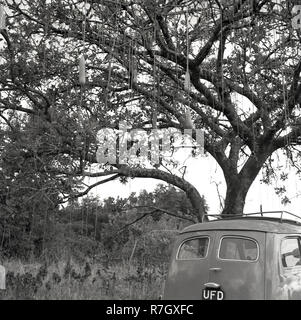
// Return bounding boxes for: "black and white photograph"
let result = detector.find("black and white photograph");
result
[0,0,301,302]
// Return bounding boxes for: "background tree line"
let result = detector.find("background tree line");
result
[0,183,207,261]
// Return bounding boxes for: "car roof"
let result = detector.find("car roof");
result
[180,217,301,234]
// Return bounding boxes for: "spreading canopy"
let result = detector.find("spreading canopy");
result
[1,0,301,220]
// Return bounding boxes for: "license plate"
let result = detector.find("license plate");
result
[202,288,225,300]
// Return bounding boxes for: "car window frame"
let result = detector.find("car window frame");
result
[176,236,210,261]
[217,235,260,262]
[280,236,301,271]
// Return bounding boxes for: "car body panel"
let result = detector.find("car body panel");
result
[163,231,212,300]
[207,231,265,300]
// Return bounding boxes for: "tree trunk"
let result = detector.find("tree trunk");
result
[222,176,252,216]
[221,152,270,217]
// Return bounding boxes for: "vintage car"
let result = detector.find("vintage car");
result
[163,211,301,300]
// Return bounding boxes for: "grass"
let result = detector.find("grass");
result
[0,258,167,300]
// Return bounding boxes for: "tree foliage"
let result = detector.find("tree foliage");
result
[0,0,301,221]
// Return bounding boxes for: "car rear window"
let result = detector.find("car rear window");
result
[281,237,301,268]
[219,237,258,261]
[177,237,209,260]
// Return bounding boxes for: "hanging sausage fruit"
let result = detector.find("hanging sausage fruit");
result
[0,4,6,30]
[184,68,191,91]
[182,108,194,129]
[79,55,86,85]
[184,12,191,91]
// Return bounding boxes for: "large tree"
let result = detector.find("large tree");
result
[1,0,301,221]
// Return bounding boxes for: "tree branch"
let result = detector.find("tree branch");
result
[68,174,121,200]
